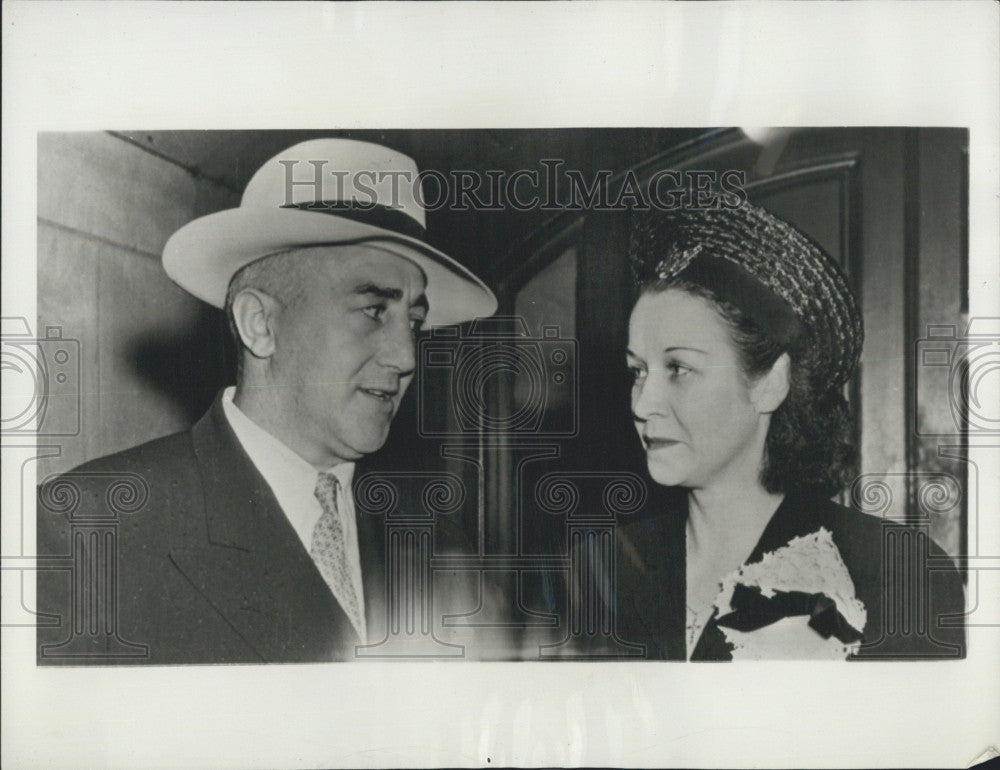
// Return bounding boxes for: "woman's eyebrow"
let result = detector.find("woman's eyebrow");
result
[627,346,707,359]
[663,346,707,355]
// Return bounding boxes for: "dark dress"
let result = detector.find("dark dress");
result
[596,488,966,660]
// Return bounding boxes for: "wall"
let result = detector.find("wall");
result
[36,132,239,480]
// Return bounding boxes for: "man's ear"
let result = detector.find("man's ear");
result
[750,352,791,414]
[231,288,281,360]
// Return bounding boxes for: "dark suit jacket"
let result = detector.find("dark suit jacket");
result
[596,488,966,660]
[36,393,471,664]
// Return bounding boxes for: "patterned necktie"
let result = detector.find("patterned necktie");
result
[311,472,364,642]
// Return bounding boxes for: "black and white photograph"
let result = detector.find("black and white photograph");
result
[3,2,998,768]
[28,126,972,665]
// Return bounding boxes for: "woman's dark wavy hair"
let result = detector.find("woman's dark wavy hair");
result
[640,278,858,498]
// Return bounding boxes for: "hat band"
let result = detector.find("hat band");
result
[281,201,426,241]
[670,253,803,348]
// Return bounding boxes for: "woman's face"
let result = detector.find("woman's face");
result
[628,288,770,491]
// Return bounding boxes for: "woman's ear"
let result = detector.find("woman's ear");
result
[751,352,791,414]
[231,288,281,360]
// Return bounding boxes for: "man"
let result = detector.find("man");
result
[36,138,497,663]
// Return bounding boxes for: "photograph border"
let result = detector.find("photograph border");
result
[3,2,998,768]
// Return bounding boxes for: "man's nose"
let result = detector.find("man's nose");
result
[377,318,417,375]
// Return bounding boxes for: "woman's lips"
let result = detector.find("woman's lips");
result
[643,436,681,450]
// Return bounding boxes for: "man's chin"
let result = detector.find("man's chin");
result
[330,408,398,460]
[341,431,391,460]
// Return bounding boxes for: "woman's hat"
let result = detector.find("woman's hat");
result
[162,138,497,327]
[629,201,863,389]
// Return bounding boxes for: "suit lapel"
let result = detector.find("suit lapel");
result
[168,395,358,661]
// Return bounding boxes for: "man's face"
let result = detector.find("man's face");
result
[269,244,428,467]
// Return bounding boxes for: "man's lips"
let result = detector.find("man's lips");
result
[359,386,399,402]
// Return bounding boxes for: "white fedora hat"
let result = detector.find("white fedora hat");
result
[162,138,497,327]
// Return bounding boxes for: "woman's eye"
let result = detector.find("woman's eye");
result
[666,362,691,377]
[628,365,646,381]
[363,305,386,322]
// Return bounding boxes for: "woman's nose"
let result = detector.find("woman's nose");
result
[632,369,668,421]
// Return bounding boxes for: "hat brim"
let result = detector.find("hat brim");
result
[162,208,497,327]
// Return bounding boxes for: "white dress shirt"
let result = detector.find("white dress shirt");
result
[221,387,366,641]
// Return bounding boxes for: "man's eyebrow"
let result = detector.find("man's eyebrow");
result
[353,283,428,312]
[353,283,403,301]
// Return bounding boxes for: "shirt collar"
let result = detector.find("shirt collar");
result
[220,386,355,490]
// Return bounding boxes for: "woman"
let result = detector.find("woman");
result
[597,201,965,660]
